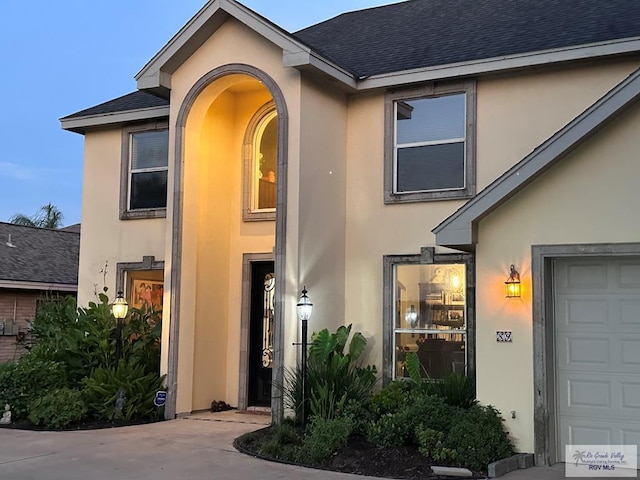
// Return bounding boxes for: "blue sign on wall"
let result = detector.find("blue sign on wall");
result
[154,391,167,407]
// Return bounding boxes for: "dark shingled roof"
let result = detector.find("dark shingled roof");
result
[294,0,640,78]
[0,222,80,286]
[61,91,169,120]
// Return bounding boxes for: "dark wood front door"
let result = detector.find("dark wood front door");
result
[248,261,275,407]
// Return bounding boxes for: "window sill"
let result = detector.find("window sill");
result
[120,208,167,220]
[384,188,474,204]
[242,210,276,222]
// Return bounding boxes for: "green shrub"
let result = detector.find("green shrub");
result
[340,398,375,435]
[257,423,302,460]
[366,409,413,447]
[301,416,353,464]
[443,405,514,471]
[369,380,413,416]
[0,356,67,419]
[408,393,459,435]
[82,360,165,421]
[415,426,457,464]
[28,388,87,429]
[423,373,476,409]
[279,324,377,424]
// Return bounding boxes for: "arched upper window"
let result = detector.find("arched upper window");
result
[244,102,278,221]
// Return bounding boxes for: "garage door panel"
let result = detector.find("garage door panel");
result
[618,263,640,287]
[555,257,640,462]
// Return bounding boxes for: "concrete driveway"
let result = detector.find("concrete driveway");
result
[0,411,622,480]
[0,412,377,480]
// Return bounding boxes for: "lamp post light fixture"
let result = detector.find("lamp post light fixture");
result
[296,286,313,427]
[111,291,129,362]
[505,265,521,298]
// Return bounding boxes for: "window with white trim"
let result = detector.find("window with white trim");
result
[384,81,476,203]
[120,123,169,220]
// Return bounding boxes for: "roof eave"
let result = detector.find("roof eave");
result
[357,36,640,90]
[0,280,78,292]
[60,106,170,134]
[433,65,640,249]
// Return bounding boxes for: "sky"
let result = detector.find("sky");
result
[0,0,398,227]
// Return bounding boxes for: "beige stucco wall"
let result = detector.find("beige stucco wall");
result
[78,129,166,306]
[298,76,348,334]
[167,17,302,414]
[344,59,640,372]
[474,100,640,453]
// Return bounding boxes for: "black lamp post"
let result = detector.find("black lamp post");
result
[111,291,129,363]
[296,286,313,427]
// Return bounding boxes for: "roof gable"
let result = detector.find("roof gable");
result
[135,0,356,96]
[0,222,80,288]
[433,66,640,250]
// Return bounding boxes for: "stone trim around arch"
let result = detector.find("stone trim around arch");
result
[167,64,289,421]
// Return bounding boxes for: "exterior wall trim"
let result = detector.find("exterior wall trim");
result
[168,63,288,421]
[382,248,475,386]
[383,80,477,204]
[115,255,165,293]
[531,242,640,466]
[434,66,640,249]
[238,252,274,410]
[119,120,170,221]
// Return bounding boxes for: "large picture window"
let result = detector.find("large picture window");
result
[384,81,476,203]
[120,122,169,220]
[383,252,474,384]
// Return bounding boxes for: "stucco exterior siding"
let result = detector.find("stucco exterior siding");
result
[476,59,640,191]
[168,18,300,413]
[78,129,166,306]
[474,100,640,453]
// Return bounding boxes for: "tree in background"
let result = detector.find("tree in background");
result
[10,202,64,229]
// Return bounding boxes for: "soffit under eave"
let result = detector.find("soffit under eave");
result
[433,66,640,249]
[134,0,356,96]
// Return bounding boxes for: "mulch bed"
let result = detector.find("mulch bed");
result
[236,427,486,480]
[0,417,163,432]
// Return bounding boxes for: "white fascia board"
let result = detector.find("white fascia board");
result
[358,37,640,90]
[60,106,170,134]
[0,280,77,292]
[433,65,640,248]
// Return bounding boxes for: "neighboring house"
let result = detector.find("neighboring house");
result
[60,0,640,465]
[0,222,80,362]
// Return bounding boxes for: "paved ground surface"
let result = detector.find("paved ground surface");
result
[0,411,630,479]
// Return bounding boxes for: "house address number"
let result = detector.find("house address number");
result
[496,331,513,342]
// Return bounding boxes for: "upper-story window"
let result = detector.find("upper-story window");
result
[243,102,277,222]
[384,81,476,204]
[120,122,169,220]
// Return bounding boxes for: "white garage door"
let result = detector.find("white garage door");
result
[555,257,640,462]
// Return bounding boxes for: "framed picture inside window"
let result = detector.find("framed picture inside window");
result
[131,279,163,311]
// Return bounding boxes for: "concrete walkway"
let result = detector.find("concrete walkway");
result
[0,412,629,479]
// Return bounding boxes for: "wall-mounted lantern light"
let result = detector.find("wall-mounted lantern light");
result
[505,265,521,298]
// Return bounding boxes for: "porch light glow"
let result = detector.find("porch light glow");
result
[505,265,521,298]
[296,287,313,321]
[112,291,129,319]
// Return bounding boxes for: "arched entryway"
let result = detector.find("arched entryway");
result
[166,65,288,418]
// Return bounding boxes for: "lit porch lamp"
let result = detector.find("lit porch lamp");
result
[505,265,521,298]
[296,287,313,427]
[111,291,129,362]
